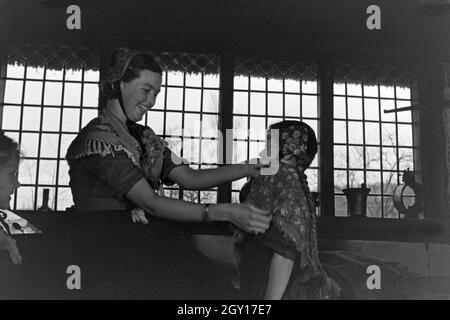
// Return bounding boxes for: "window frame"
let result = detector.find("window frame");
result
[230,56,320,203]
[331,66,417,219]
[0,43,100,211]
[0,43,426,221]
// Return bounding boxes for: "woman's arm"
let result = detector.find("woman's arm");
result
[264,252,294,300]
[126,178,272,234]
[168,163,264,190]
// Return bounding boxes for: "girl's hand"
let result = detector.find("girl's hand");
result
[0,229,22,265]
[131,207,149,224]
[225,203,272,234]
[244,158,271,178]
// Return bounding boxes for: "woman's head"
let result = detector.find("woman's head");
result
[0,132,20,209]
[101,48,163,122]
[267,120,317,171]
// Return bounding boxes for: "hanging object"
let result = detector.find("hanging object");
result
[393,169,425,219]
[343,183,371,217]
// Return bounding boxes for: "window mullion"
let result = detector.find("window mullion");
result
[217,51,235,204]
[317,54,335,216]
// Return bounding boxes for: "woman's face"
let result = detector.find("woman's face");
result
[120,70,162,122]
[0,155,20,209]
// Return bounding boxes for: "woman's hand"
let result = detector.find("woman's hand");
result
[244,158,271,178]
[224,203,272,234]
[0,229,22,265]
[131,207,149,224]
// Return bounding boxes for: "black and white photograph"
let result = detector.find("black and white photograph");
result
[1,0,450,303]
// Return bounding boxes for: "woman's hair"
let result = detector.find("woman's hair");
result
[0,131,20,167]
[269,120,318,162]
[101,48,163,99]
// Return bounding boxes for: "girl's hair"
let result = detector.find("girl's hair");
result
[269,120,318,161]
[119,53,162,82]
[0,131,20,167]
[101,48,163,99]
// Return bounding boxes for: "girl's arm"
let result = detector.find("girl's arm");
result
[126,178,272,234]
[0,229,22,265]
[264,252,294,300]
[168,162,265,190]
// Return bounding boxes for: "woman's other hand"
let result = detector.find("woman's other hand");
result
[0,229,22,265]
[225,203,272,234]
[131,207,149,224]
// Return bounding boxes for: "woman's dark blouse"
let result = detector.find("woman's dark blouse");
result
[68,147,181,211]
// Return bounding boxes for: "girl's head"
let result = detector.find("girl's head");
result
[0,132,20,209]
[101,48,163,122]
[267,120,317,172]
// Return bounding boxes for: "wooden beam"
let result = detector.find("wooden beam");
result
[217,51,235,204]
[414,59,449,216]
[317,53,335,216]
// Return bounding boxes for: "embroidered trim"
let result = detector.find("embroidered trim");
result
[69,138,140,167]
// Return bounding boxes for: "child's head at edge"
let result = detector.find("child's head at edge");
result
[0,131,20,209]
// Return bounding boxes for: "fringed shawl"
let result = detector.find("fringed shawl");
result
[66,109,169,189]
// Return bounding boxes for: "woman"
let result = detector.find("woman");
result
[235,125,434,300]
[0,132,22,266]
[236,121,340,300]
[64,48,272,299]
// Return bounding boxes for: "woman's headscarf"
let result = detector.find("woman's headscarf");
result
[100,48,142,99]
[269,120,317,173]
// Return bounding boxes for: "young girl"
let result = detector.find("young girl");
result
[236,120,340,300]
[0,132,22,265]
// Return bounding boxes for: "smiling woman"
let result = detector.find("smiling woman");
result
[61,47,272,298]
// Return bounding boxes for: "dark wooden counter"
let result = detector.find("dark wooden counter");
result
[12,211,450,244]
[2,210,450,299]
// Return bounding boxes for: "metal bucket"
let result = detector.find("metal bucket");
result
[342,187,371,217]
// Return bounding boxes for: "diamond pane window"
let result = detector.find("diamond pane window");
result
[333,63,416,218]
[137,52,221,203]
[1,44,100,211]
[232,58,319,203]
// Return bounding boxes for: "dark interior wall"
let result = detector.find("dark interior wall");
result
[1,0,450,62]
